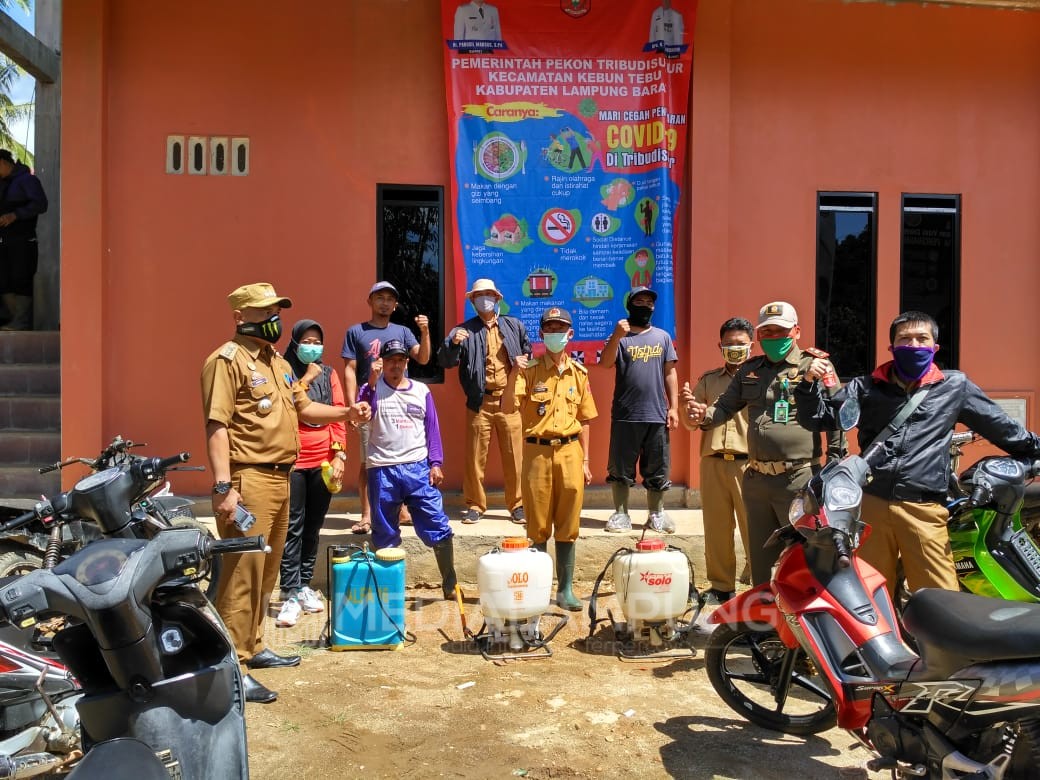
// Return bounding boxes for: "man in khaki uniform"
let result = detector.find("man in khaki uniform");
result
[686,317,754,604]
[684,302,843,586]
[201,282,369,704]
[502,307,597,612]
[438,278,531,525]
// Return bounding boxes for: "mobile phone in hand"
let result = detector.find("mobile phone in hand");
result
[233,504,256,532]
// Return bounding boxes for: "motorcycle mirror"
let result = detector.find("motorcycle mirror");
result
[837,396,860,431]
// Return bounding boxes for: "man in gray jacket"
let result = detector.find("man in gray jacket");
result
[438,279,531,524]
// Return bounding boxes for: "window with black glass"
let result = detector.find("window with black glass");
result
[816,192,877,378]
[900,194,960,370]
[377,185,444,383]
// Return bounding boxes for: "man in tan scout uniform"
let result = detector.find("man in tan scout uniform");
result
[201,282,370,704]
[686,317,754,605]
[502,306,597,612]
[438,278,531,525]
[684,301,843,587]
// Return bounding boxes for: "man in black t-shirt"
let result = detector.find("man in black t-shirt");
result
[599,287,679,533]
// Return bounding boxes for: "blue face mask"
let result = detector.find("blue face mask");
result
[891,345,935,382]
[543,333,570,354]
[297,344,324,364]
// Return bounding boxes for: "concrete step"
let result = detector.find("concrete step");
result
[0,332,59,365]
[0,466,60,499]
[0,431,60,464]
[0,364,60,396]
[0,396,61,431]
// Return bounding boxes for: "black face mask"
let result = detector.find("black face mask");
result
[626,303,654,327]
[237,314,283,343]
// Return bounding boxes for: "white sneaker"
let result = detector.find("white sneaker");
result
[276,597,302,627]
[298,586,324,614]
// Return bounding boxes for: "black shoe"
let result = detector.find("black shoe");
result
[242,674,278,704]
[704,589,736,607]
[245,648,301,669]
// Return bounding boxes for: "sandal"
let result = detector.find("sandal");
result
[351,520,371,535]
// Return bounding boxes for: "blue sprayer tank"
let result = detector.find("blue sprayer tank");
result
[329,546,406,651]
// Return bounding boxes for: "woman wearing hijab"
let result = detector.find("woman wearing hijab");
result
[276,319,348,628]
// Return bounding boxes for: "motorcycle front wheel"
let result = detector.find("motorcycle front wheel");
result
[705,622,836,736]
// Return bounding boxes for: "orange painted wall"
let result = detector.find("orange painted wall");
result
[60,0,1039,496]
[686,0,1040,475]
[59,0,688,497]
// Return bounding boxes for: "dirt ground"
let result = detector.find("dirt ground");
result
[244,583,883,780]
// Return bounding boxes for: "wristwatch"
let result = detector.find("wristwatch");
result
[213,481,233,495]
[334,451,348,462]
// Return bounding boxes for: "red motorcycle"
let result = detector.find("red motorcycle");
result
[705,400,1040,778]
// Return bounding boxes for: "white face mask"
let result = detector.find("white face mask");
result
[473,295,498,314]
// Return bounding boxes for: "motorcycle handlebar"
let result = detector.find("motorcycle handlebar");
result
[0,510,36,533]
[209,536,268,556]
[157,452,190,471]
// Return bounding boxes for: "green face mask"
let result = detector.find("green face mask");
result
[759,336,793,362]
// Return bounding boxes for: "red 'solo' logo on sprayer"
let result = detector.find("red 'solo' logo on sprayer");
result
[639,571,672,588]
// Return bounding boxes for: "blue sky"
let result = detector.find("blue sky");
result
[7,2,36,153]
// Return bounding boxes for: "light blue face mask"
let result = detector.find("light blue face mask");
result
[297,343,324,364]
[543,333,570,354]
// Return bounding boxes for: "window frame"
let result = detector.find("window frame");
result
[815,191,878,379]
[376,183,446,384]
[899,193,961,370]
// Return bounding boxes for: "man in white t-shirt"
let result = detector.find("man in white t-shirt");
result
[359,339,457,600]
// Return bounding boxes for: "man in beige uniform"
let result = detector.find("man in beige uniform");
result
[684,302,843,586]
[502,307,597,611]
[687,317,754,604]
[201,282,369,703]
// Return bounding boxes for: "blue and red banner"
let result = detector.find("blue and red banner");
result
[442,0,696,355]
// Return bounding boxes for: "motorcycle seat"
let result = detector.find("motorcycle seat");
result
[903,588,1040,679]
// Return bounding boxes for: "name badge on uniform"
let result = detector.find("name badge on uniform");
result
[773,399,789,424]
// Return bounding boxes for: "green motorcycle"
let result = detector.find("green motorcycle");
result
[947,432,1040,600]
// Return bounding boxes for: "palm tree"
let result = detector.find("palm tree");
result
[0,0,34,166]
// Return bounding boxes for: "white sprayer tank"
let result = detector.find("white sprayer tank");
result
[478,538,553,648]
[613,538,690,623]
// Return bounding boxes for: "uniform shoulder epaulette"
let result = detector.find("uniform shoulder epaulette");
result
[697,367,720,381]
[804,347,830,359]
[217,342,239,361]
[571,360,589,375]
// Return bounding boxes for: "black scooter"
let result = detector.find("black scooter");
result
[0,454,265,778]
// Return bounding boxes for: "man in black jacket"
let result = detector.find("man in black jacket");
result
[438,279,531,524]
[796,311,1040,596]
[0,150,47,331]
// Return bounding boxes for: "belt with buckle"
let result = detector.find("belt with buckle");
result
[483,388,504,397]
[241,462,295,473]
[748,458,811,475]
[525,434,580,447]
[709,452,748,461]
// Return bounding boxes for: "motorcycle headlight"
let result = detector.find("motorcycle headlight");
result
[824,472,862,512]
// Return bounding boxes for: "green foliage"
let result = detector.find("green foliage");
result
[0,0,35,166]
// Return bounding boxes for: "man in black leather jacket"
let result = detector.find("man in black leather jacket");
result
[438,279,531,525]
[796,311,1040,596]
